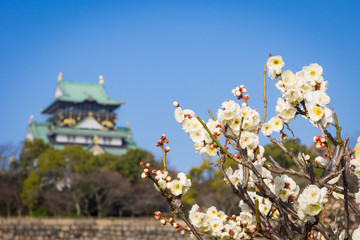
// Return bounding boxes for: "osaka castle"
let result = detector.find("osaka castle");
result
[25,73,136,156]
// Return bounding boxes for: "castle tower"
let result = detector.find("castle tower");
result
[25,75,136,155]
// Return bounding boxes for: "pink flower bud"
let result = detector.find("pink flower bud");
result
[241,88,247,93]
[152,169,157,174]
[141,172,148,178]
[181,229,186,235]
[320,137,326,143]
[313,136,320,142]
[172,101,179,107]
[164,139,169,143]
[160,219,166,225]
[166,176,172,182]
[154,176,160,181]
[243,94,249,100]
[145,163,151,168]
[265,227,270,231]
[224,146,229,150]
[169,217,174,223]
[234,153,240,158]
[316,142,322,148]
[161,134,166,139]
[235,90,241,97]
[144,168,149,173]
[139,161,144,166]
[165,147,170,152]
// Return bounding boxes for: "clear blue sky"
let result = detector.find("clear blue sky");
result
[0,1,359,172]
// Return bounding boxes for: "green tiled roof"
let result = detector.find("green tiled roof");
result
[27,122,52,143]
[56,80,123,105]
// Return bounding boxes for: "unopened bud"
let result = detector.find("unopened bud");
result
[235,90,241,97]
[139,161,144,166]
[169,217,174,223]
[243,94,249,100]
[313,136,320,142]
[160,219,166,225]
[320,137,326,143]
[241,88,247,93]
[164,139,169,143]
[141,172,148,178]
[316,142,322,148]
[265,227,270,231]
[161,134,166,139]
[166,176,172,182]
[224,146,229,150]
[231,215,236,219]
[282,134,288,140]
[305,155,310,161]
[152,169,157,174]
[181,229,186,235]
[234,153,240,158]
[173,101,179,107]
[165,147,170,152]
[145,163,150,168]
[290,193,296,199]
[144,168,149,173]
[154,176,160,181]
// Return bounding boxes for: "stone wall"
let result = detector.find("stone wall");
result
[0,217,189,240]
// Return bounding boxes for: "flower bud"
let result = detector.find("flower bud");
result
[161,134,166,139]
[165,147,170,152]
[243,94,249,100]
[141,172,148,178]
[139,161,144,166]
[169,217,174,223]
[320,137,326,143]
[181,229,186,235]
[144,168,149,173]
[313,136,320,142]
[224,146,229,150]
[234,153,240,158]
[145,163,151,168]
[282,134,288,140]
[173,101,179,107]
[316,142,322,148]
[166,176,172,182]
[265,227,270,231]
[235,90,241,97]
[160,219,166,226]
[241,88,247,93]
[152,169,157,174]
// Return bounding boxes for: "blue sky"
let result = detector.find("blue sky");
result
[0,1,359,172]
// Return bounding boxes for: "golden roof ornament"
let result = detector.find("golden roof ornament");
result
[58,72,63,82]
[94,135,98,145]
[29,115,34,124]
[99,75,104,85]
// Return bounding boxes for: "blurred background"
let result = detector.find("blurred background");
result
[0,0,359,227]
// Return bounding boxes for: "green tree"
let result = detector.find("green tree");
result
[21,171,40,215]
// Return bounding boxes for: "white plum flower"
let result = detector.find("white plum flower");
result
[307,104,324,122]
[353,225,360,239]
[240,131,259,149]
[169,179,184,196]
[269,116,283,132]
[217,100,241,122]
[303,63,323,82]
[174,107,185,123]
[267,56,285,72]
[281,70,296,89]
[315,156,329,166]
